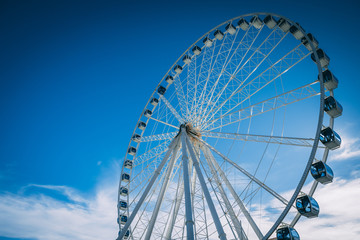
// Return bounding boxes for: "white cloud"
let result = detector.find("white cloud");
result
[0,158,359,240]
[295,177,360,239]
[330,133,360,161]
[0,162,120,240]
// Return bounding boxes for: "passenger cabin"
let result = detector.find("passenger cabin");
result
[289,23,305,40]
[192,45,201,55]
[150,98,159,106]
[301,33,319,51]
[124,230,130,239]
[118,215,128,225]
[118,200,128,210]
[119,187,128,196]
[278,18,291,32]
[118,230,130,239]
[166,75,174,84]
[174,65,183,74]
[320,127,341,150]
[311,49,330,68]
[144,109,152,118]
[324,96,343,118]
[250,16,263,29]
[158,86,167,95]
[311,161,334,184]
[203,37,213,47]
[225,23,236,35]
[276,226,300,240]
[138,121,146,130]
[264,15,277,29]
[318,69,338,91]
[214,29,224,40]
[132,134,141,143]
[296,195,320,218]
[124,160,133,169]
[128,146,136,156]
[182,55,191,64]
[122,173,130,182]
[238,18,249,31]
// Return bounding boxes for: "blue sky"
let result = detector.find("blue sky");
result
[1,0,360,239]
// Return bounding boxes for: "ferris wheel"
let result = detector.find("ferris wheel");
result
[116,13,342,240]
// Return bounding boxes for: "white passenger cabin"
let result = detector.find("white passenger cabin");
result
[132,134,141,143]
[144,109,152,118]
[324,96,343,118]
[150,98,159,106]
[174,65,183,74]
[138,121,146,130]
[158,86,166,95]
[318,70,338,90]
[238,18,249,31]
[203,37,213,47]
[264,15,277,29]
[182,55,191,64]
[278,18,291,32]
[225,23,236,35]
[290,23,305,40]
[165,75,174,84]
[320,127,341,150]
[311,49,330,68]
[192,45,201,55]
[122,173,130,182]
[214,29,224,40]
[119,187,128,196]
[128,146,136,156]
[301,33,319,51]
[124,160,133,169]
[250,16,263,29]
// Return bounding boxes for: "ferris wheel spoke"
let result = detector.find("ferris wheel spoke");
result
[149,116,179,130]
[133,140,170,168]
[184,131,227,240]
[204,81,319,131]
[203,42,310,125]
[194,24,263,124]
[159,95,184,124]
[198,137,289,207]
[201,144,249,240]
[118,137,180,240]
[163,168,185,240]
[200,27,287,122]
[192,40,219,123]
[201,131,321,148]
[140,132,178,143]
[131,159,178,239]
[193,29,242,123]
[172,75,189,120]
[201,144,263,239]
[144,144,180,239]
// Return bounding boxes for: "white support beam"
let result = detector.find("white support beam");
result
[184,134,227,240]
[180,128,195,240]
[201,144,264,239]
[159,95,184,124]
[163,171,185,240]
[117,137,179,240]
[201,131,321,148]
[201,144,248,240]
[144,144,180,239]
[198,137,289,206]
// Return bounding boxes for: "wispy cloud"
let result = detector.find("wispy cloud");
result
[331,133,360,161]
[0,162,120,240]
[295,177,360,239]
[0,159,359,240]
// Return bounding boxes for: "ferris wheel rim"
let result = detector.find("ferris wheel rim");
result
[116,12,334,240]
